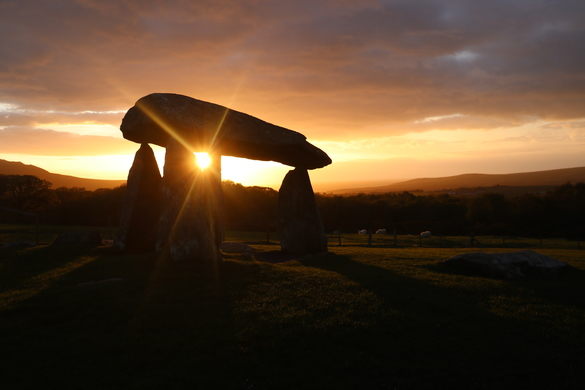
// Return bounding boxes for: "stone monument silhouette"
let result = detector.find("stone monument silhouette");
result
[115,93,331,264]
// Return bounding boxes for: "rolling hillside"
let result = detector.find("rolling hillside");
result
[3,158,585,194]
[332,166,585,194]
[0,159,125,190]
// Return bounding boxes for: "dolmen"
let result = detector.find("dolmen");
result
[115,93,330,265]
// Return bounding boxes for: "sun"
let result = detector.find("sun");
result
[194,152,212,170]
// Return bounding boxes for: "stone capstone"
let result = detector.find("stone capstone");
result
[443,250,569,279]
[114,143,162,252]
[120,93,332,169]
[278,168,327,255]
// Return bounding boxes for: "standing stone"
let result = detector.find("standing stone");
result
[209,152,224,247]
[157,139,221,265]
[278,168,327,254]
[115,143,161,252]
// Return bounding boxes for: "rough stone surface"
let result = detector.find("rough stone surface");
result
[157,140,222,265]
[114,144,162,252]
[443,250,569,279]
[209,153,224,247]
[120,93,331,169]
[278,168,327,255]
[52,231,102,247]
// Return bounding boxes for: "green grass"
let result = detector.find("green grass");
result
[1,239,585,388]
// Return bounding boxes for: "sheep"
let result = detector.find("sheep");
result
[358,229,368,234]
[375,228,387,234]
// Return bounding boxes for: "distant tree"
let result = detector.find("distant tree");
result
[0,175,56,212]
[2,172,583,241]
[222,181,278,231]
[466,193,508,234]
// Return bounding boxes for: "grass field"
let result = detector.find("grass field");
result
[1,235,585,389]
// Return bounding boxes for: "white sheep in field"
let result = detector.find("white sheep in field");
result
[358,229,368,234]
[420,231,432,238]
[375,228,387,234]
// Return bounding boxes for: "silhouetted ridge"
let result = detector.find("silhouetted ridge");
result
[0,159,125,190]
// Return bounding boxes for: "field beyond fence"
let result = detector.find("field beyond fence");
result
[1,224,583,250]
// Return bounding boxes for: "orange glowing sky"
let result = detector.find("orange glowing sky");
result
[1,0,584,191]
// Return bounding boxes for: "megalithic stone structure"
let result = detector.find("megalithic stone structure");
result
[278,168,327,254]
[115,143,162,252]
[119,93,332,263]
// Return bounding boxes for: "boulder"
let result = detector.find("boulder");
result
[443,250,569,279]
[52,231,102,247]
[114,144,162,252]
[278,168,327,254]
[157,140,221,264]
[120,93,331,169]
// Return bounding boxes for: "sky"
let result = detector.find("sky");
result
[1,0,584,191]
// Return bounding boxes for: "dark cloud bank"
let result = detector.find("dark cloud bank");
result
[1,0,584,138]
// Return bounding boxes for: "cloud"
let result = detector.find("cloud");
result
[0,0,583,140]
[0,105,123,128]
[0,127,135,155]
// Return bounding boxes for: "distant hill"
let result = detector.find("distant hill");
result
[331,167,585,195]
[0,159,125,190]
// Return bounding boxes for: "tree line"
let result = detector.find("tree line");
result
[1,174,583,240]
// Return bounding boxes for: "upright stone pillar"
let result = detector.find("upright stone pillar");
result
[209,153,224,247]
[115,143,161,252]
[157,139,221,265]
[278,168,327,254]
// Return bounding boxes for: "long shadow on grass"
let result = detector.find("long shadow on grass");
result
[428,260,585,311]
[524,269,585,310]
[0,245,95,291]
[300,252,491,331]
[0,247,265,388]
[298,251,585,388]
[3,247,585,389]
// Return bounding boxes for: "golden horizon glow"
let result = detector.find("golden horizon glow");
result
[33,122,120,137]
[221,156,288,187]
[3,114,585,191]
